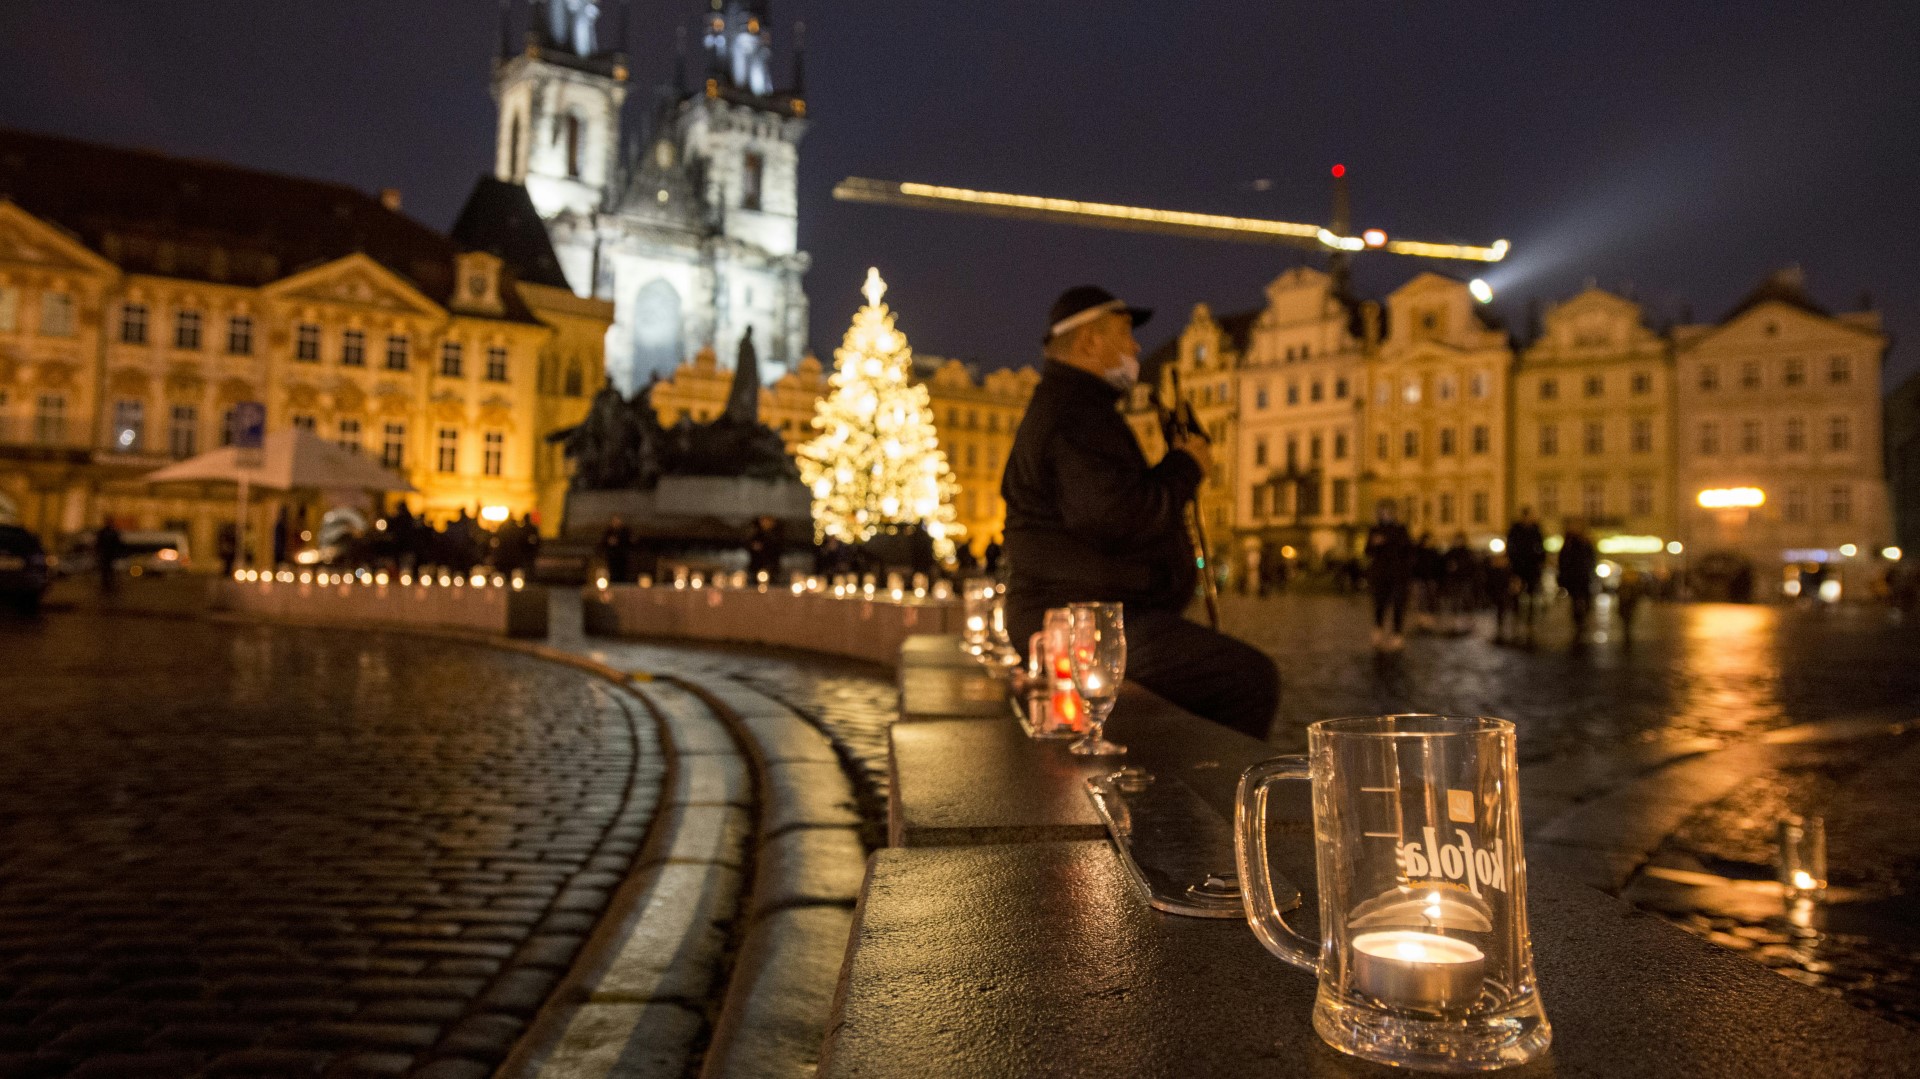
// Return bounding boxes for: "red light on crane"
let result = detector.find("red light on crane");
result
[1331,164,1346,178]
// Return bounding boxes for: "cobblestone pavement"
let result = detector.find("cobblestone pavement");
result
[0,605,660,1079]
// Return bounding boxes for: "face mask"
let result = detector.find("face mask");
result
[1105,350,1140,390]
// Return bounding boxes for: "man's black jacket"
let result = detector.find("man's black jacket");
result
[1000,361,1202,616]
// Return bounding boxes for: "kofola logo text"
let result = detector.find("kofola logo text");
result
[1395,827,1508,896]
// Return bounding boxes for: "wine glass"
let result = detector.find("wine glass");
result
[1067,602,1126,756]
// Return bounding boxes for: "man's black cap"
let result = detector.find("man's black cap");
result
[1044,285,1153,344]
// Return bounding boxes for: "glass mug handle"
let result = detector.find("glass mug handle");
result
[1233,755,1319,973]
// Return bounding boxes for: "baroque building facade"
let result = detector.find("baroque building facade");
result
[493,0,810,396]
[0,128,610,555]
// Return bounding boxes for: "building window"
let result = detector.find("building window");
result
[1698,421,1719,455]
[1309,434,1323,463]
[1740,420,1761,454]
[1253,437,1267,467]
[1581,478,1604,519]
[385,334,410,372]
[1539,377,1558,401]
[1403,379,1421,404]
[341,329,366,366]
[1285,438,1299,470]
[1740,362,1760,389]
[1784,418,1806,452]
[1335,378,1350,399]
[1439,428,1456,456]
[336,417,362,454]
[112,399,144,451]
[1784,358,1805,387]
[436,428,459,473]
[1539,424,1558,456]
[1828,356,1852,384]
[1471,490,1488,524]
[1334,432,1349,460]
[227,315,254,355]
[295,322,321,361]
[219,407,237,447]
[1254,385,1268,410]
[1539,480,1559,518]
[291,413,316,432]
[1698,364,1719,391]
[486,347,509,382]
[1468,372,1487,399]
[1631,418,1652,453]
[1583,374,1603,398]
[120,303,149,345]
[1631,371,1651,395]
[40,292,75,337]
[1402,430,1419,458]
[1439,493,1455,525]
[1630,478,1653,517]
[1332,479,1351,515]
[380,423,405,469]
[563,114,582,179]
[1376,433,1388,461]
[1252,486,1267,518]
[1471,424,1489,454]
[0,286,15,333]
[34,393,67,444]
[174,309,202,350]
[1828,416,1851,451]
[564,361,583,396]
[440,340,463,377]
[743,151,765,212]
[1830,485,1852,523]
[1785,487,1807,523]
[1583,421,1603,455]
[1437,376,1455,401]
[168,405,197,458]
[1310,381,1324,403]
[483,431,504,477]
[1287,383,1300,406]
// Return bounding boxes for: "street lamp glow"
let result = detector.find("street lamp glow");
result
[1885,546,1904,562]
[1838,544,1858,558]
[1697,487,1765,509]
[480,505,510,524]
[1667,541,1685,555]
[1489,537,1506,554]
[1469,278,1494,304]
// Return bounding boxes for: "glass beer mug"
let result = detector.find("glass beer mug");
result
[1234,715,1550,1072]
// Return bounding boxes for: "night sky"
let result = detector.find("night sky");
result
[2,2,1915,384]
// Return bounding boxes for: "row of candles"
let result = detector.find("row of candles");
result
[233,567,527,591]
[955,579,1094,740]
[597,567,957,604]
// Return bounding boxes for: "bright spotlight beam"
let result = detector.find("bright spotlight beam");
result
[834,178,1509,263]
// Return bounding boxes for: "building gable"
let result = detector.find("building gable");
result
[264,253,445,320]
[0,201,119,277]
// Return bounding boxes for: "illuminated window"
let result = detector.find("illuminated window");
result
[1828,356,1852,384]
[386,334,410,372]
[112,399,143,452]
[227,315,254,355]
[341,329,366,367]
[382,423,405,469]
[40,292,75,337]
[486,347,509,382]
[168,405,196,459]
[1539,424,1558,457]
[1403,379,1421,404]
[295,323,320,361]
[483,431,504,477]
[1539,377,1557,401]
[1471,424,1489,454]
[1631,418,1652,453]
[174,309,202,350]
[1784,418,1805,452]
[120,303,148,345]
[1828,416,1851,451]
[1583,421,1603,455]
[337,417,361,454]
[437,427,459,473]
[1740,420,1761,454]
[1830,485,1852,523]
[440,341,463,377]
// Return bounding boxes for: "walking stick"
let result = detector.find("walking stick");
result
[1157,370,1221,631]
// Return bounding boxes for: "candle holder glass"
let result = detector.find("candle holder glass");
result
[1234,715,1550,1072]
[1066,602,1126,756]
[1778,815,1827,903]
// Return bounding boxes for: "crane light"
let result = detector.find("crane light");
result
[1331,163,1346,178]
[1363,229,1387,247]
[1469,279,1494,304]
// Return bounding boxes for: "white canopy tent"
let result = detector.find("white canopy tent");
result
[146,429,415,566]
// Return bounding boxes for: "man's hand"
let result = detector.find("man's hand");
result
[1172,433,1213,475]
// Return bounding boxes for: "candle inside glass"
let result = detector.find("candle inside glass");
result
[1350,931,1485,1012]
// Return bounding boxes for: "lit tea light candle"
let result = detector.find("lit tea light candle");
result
[1351,931,1484,1012]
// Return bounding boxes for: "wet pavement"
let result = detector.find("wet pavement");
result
[0,599,659,1079]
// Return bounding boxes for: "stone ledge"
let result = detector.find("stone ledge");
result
[750,828,867,921]
[701,906,856,1079]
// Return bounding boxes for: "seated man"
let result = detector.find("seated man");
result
[1001,286,1279,741]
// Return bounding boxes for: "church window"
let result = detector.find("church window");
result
[508,115,523,177]
[437,428,459,473]
[174,309,202,350]
[295,323,320,361]
[382,423,406,469]
[563,114,583,180]
[486,347,509,382]
[743,152,764,212]
[341,329,366,367]
[120,303,148,345]
[40,291,74,337]
[440,341,463,378]
[386,334,410,372]
[564,361,583,397]
[483,431,504,477]
[227,316,254,355]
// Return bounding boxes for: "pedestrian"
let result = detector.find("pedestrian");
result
[1616,564,1648,642]
[1364,502,1415,651]
[1558,517,1598,638]
[519,513,542,577]
[954,541,979,579]
[1411,532,1444,632]
[95,517,123,595]
[271,506,291,568]
[747,515,784,581]
[600,514,634,584]
[217,523,238,577]
[1505,507,1547,639]
[983,535,1003,577]
[1442,531,1479,634]
[905,521,936,583]
[1001,285,1278,739]
[1485,550,1518,641]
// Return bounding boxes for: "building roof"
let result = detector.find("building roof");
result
[1722,265,1831,324]
[1141,306,1259,385]
[0,126,538,322]
[450,175,572,290]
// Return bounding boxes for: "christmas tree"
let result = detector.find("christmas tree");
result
[797,268,960,557]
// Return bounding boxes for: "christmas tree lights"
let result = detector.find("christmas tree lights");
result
[797,268,960,557]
